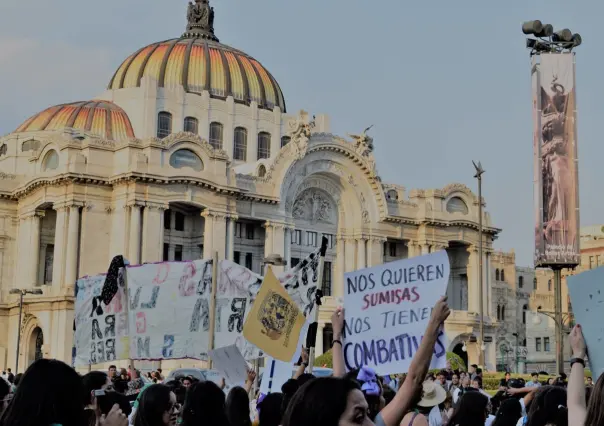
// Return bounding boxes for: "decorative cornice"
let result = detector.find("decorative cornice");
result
[201,208,228,220]
[145,201,169,211]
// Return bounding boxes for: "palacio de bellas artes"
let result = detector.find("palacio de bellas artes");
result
[0,0,570,374]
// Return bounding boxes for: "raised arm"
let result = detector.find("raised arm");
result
[568,324,587,426]
[378,296,451,426]
[331,307,346,377]
[244,369,257,394]
[293,347,309,379]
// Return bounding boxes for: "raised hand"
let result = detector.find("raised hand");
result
[569,324,586,359]
[430,296,451,325]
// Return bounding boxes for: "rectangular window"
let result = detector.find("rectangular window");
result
[590,256,594,269]
[175,212,185,231]
[598,255,601,267]
[291,230,302,245]
[389,243,397,257]
[291,258,300,267]
[307,231,318,247]
[44,244,54,284]
[535,338,542,352]
[246,224,255,240]
[164,210,171,230]
[234,251,241,265]
[322,261,333,296]
[544,337,550,352]
[163,243,169,261]
[174,245,183,261]
[245,253,253,270]
[235,222,243,238]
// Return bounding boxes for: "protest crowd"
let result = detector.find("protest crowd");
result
[0,294,599,426]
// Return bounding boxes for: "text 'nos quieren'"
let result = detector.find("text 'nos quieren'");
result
[347,263,446,296]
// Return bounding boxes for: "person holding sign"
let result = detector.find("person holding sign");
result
[327,296,450,426]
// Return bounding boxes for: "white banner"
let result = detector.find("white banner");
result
[343,251,450,376]
[127,260,213,360]
[74,274,129,366]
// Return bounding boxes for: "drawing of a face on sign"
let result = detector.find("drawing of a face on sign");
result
[259,291,295,342]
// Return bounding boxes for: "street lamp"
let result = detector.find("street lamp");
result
[472,161,486,366]
[512,332,520,373]
[9,288,43,373]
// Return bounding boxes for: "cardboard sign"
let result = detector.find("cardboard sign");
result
[208,345,250,386]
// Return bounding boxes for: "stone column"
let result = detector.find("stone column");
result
[64,205,81,286]
[368,237,385,267]
[466,245,480,314]
[128,204,142,265]
[316,323,325,356]
[110,201,128,259]
[420,242,430,255]
[264,221,286,274]
[52,205,68,287]
[263,222,274,255]
[284,226,292,268]
[202,210,227,260]
[431,243,448,253]
[405,240,419,258]
[335,235,346,297]
[28,211,44,287]
[226,215,237,261]
[357,238,367,270]
[142,203,167,263]
[345,238,356,272]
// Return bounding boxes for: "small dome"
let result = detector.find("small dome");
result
[108,1,286,112]
[15,100,135,141]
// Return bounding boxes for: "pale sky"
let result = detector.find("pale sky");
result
[1,0,601,267]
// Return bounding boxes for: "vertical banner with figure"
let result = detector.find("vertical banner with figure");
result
[74,274,129,366]
[533,52,580,267]
[343,251,450,376]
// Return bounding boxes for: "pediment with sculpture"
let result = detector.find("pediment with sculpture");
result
[292,188,337,225]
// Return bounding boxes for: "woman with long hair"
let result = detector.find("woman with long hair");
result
[282,377,374,426]
[226,386,252,426]
[133,384,179,426]
[0,358,126,426]
[257,393,284,426]
[181,380,229,426]
[491,398,522,426]
[525,386,567,426]
[448,391,489,426]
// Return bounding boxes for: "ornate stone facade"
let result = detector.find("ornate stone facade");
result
[0,2,503,372]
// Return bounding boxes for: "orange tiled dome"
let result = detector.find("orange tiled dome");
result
[14,100,135,141]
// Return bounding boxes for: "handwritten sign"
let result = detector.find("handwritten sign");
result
[567,267,604,378]
[208,345,250,386]
[343,251,450,375]
[127,260,213,360]
[74,274,128,366]
[260,357,295,395]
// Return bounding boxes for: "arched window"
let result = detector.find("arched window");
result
[501,305,506,321]
[496,269,500,281]
[209,122,223,150]
[157,112,172,138]
[522,304,528,324]
[22,139,41,152]
[169,149,203,172]
[233,127,247,161]
[548,279,552,291]
[281,136,291,148]
[522,338,526,346]
[0,144,7,156]
[446,197,469,214]
[387,190,398,201]
[497,305,501,320]
[257,132,271,160]
[42,150,59,171]
[184,116,199,134]
[258,165,267,178]
[533,277,537,290]
[501,269,505,281]
[519,276,524,288]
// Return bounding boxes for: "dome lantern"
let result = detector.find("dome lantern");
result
[183,0,219,42]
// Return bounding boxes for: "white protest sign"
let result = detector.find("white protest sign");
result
[567,267,604,378]
[343,251,450,376]
[127,260,213,360]
[208,345,250,386]
[74,274,128,366]
[260,357,295,395]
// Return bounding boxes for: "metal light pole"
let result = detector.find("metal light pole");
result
[512,332,520,373]
[473,161,486,366]
[537,305,573,373]
[9,288,43,373]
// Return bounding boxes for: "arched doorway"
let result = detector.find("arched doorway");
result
[27,327,43,366]
[452,342,468,370]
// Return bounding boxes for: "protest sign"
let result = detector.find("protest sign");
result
[243,267,306,362]
[260,357,295,395]
[567,267,604,378]
[127,260,213,360]
[208,345,250,386]
[74,274,128,366]
[343,251,450,376]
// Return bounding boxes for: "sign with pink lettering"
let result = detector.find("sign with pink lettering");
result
[343,251,450,375]
[127,260,213,360]
[74,274,129,366]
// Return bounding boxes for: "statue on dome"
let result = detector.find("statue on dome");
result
[186,0,216,37]
[287,111,316,160]
[348,125,374,157]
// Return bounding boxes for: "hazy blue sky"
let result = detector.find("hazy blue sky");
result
[0,0,601,267]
